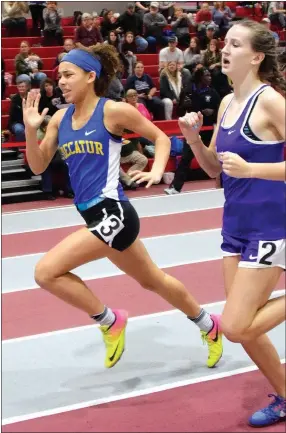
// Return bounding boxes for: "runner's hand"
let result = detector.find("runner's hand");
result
[23,91,49,130]
[129,170,161,188]
[178,111,203,144]
[220,151,252,178]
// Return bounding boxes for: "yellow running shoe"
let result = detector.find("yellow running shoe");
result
[201,314,223,368]
[100,309,128,368]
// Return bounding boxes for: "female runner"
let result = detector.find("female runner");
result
[23,44,223,371]
[178,19,285,428]
[220,151,286,181]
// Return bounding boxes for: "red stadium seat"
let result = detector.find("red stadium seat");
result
[1,100,11,115]
[2,115,9,129]
[2,46,63,58]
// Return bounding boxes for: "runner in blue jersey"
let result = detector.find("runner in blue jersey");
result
[178,19,285,428]
[23,44,223,371]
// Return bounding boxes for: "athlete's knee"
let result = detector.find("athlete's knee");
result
[220,319,247,343]
[34,260,56,289]
[139,269,166,292]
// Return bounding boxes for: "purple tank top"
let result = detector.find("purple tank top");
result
[216,84,285,241]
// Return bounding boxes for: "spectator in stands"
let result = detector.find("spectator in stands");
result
[212,2,233,37]
[195,2,215,34]
[160,61,189,119]
[100,10,119,39]
[183,37,202,71]
[135,1,151,17]
[159,2,176,22]
[121,32,137,76]
[2,1,29,36]
[118,3,148,53]
[261,17,280,44]
[38,77,66,117]
[204,38,231,97]
[106,66,125,101]
[170,7,192,47]
[29,1,45,35]
[54,39,75,67]
[125,89,155,157]
[2,58,6,100]
[15,41,47,87]
[159,36,184,71]
[267,1,286,28]
[8,80,30,142]
[165,68,220,195]
[125,88,152,119]
[203,39,221,70]
[120,137,148,190]
[103,30,121,50]
[93,14,102,31]
[143,1,168,53]
[199,23,218,50]
[74,12,103,48]
[42,1,64,46]
[125,61,165,120]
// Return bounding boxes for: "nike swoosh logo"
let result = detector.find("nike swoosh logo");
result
[249,255,258,260]
[212,325,219,342]
[228,130,235,135]
[85,129,96,136]
[109,342,120,362]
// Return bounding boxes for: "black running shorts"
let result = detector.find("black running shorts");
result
[78,198,140,251]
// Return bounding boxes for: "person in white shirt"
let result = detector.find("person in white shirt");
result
[159,35,184,71]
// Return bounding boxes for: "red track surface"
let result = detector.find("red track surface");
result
[3,370,284,433]
[2,208,223,257]
[3,191,285,432]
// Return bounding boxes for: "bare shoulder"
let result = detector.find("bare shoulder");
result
[104,100,131,114]
[50,107,69,128]
[259,85,285,108]
[220,92,233,111]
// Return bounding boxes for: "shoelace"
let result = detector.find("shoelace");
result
[259,394,286,419]
[201,332,214,346]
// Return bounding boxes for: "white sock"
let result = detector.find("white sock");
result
[91,306,116,327]
[188,309,214,333]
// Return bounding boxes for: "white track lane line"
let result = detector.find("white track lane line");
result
[4,290,285,343]
[2,360,285,426]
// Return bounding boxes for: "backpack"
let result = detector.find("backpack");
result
[170,136,183,156]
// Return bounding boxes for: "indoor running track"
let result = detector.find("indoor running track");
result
[2,187,285,433]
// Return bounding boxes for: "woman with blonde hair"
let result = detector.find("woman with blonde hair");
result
[159,61,189,119]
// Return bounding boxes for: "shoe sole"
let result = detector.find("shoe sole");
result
[248,417,286,428]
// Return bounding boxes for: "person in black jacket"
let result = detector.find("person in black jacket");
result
[100,10,118,40]
[118,3,148,52]
[165,67,221,195]
[38,77,67,117]
[8,80,30,142]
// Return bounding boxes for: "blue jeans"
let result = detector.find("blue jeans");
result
[11,123,25,142]
[16,72,47,86]
[135,36,148,53]
[145,35,169,53]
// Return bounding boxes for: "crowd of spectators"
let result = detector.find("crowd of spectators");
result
[2,1,285,198]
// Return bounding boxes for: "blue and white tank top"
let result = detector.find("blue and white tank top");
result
[58,98,127,205]
[216,84,285,241]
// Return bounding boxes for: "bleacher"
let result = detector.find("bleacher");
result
[2,7,285,204]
